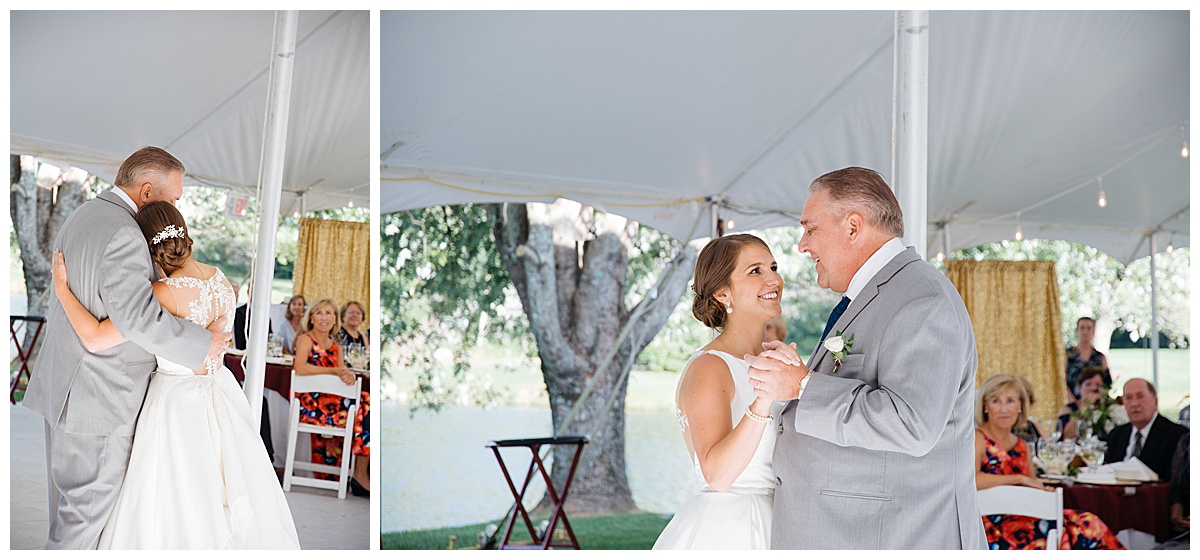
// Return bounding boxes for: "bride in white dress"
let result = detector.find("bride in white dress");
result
[52,201,300,549]
[654,234,790,550]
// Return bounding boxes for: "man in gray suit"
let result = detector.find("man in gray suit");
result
[747,167,986,549]
[23,146,232,549]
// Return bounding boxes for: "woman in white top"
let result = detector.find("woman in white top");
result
[654,233,792,549]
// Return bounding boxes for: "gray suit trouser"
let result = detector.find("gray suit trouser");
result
[43,420,133,550]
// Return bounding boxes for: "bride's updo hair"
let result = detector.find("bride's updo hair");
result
[691,234,770,330]
[135,201,193,276]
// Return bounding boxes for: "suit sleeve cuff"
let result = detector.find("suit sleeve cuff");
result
[797,371,814,400]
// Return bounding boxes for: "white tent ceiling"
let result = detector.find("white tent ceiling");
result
[381,10,1189,264]
[11,10,369,215]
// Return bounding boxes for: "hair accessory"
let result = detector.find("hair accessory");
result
[151,224,186,245]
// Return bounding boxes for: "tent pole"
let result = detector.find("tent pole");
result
[245,10,299,425]
[1149,232,1159,387]
[892,10,929,258]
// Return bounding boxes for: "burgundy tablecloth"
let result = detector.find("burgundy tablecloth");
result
[1062,482,1171,542]
[223,354,370,398]
[223,354,294,396]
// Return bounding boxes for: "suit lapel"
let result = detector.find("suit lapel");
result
[807,247,923,372]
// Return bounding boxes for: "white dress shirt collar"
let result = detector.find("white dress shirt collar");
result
[844,237,906,301]
[1126,412,1158,460]
[112,187,138,213]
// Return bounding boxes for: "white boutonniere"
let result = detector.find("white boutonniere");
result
[823,331,855,372]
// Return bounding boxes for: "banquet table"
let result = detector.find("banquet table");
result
[1061,482,1172,543]
[223,353,295,396]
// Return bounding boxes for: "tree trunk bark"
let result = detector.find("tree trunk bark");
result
[10,156,90,352]
[488,201,697,514]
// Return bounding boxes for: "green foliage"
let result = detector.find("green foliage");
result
[381,513,671,550]
[381,203,690,411]
[380,204,517,411]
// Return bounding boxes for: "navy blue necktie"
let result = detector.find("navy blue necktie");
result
[821,296,851,340]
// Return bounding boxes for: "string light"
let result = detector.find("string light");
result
[725,219,735,230]
[293,211,300,219]
[1096,176,1107,208]
[1181,124,1189,159]
[935,251,945,262]
[348,198,355,208]
[1166,238,1175,253]
[1014,212,1023,241]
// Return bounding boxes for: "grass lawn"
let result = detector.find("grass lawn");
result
[1106,348,1191,420]
[382,513,671,550]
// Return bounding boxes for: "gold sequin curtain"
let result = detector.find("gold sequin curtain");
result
[293,218,370,316]
[945,260,1065,421]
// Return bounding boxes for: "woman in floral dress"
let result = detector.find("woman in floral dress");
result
[975,374,1124,550]
[293,297,371,497]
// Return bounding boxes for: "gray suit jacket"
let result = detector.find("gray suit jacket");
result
[23,190,210,436]
[772,247,987,549]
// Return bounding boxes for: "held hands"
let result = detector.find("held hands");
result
[335,367,356,385]
[745,340,808,401]
[1017,475,1048,490]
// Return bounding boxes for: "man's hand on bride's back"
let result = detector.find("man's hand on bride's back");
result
[52,249,71,294]
[205,325,232,360]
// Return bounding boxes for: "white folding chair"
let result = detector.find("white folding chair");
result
[282,371,362,499]
[977,486,1064,550]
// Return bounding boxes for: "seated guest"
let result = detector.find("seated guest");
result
[763,315,787,344]
[293,297,370,497]
[1057,366,1107,440]
[1103,378,1188,481]
[1065,317,1111,404]
[335,300,369,350]
[1170,432,1190,536]
[975,374,1124,550]
[278,294,306,354]
[1012,375,1042,444]
[232,284,273,351]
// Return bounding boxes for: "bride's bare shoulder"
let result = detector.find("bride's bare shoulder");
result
[679,352,734,396]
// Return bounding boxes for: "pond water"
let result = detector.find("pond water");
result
[381,402,697,533]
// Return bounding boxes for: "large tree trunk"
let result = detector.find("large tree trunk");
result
[10,155,90,350]
[489,200,698,514]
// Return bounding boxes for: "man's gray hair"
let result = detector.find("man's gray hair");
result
[113,146,185,192]
[809,166,904,237]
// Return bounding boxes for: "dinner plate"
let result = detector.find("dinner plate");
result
[1077,478,1141,486]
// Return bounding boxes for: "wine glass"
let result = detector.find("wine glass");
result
[1035,439,1058,474]
[1076,419,1093,441]
[1080,441,1106,474]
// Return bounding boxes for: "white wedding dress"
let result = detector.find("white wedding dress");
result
[653,350,784,550]
[98,268,301,549]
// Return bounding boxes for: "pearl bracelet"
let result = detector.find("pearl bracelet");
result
[744,407,773,424]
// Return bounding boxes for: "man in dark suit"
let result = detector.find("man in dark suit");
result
[232,284,271,350]
[1105,378,1188,481]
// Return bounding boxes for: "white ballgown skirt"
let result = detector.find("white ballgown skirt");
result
[98,361,301,549]
[653,487,774,549]
[653,349,780,550]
